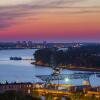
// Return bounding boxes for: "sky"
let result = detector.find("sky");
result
[0,0,100,42]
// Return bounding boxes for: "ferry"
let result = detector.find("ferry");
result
[10,57,22,60]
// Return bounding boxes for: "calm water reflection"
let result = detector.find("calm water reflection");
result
[0,49,100,86]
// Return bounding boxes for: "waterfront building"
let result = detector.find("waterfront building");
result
[0,83,33,95]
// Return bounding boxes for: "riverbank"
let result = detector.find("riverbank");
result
[0,48,38,50]
[32,61,100,72]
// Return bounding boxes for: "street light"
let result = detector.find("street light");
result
[64,78,70,82]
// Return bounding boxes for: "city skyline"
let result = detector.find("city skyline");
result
[0,0,100,42]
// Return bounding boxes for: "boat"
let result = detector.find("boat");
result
[10,57,22,60]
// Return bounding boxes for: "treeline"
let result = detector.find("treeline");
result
[0,91,41,100]
[34,44,100,68]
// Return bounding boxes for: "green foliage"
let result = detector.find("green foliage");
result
[34,48,53,65]
[0,91,41,100]
[45,94,54,100]
[45,94,62,100]
[67,93,100,100]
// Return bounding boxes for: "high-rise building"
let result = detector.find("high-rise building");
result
[28,41,33,47]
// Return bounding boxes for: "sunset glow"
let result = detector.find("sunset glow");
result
[0,0,100,42]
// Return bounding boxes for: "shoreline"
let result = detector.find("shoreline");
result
[32,62,100,72]
[0,48,38,50]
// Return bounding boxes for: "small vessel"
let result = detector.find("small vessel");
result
[10,57,22,60]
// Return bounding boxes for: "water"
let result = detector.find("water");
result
[0,49,100,86]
